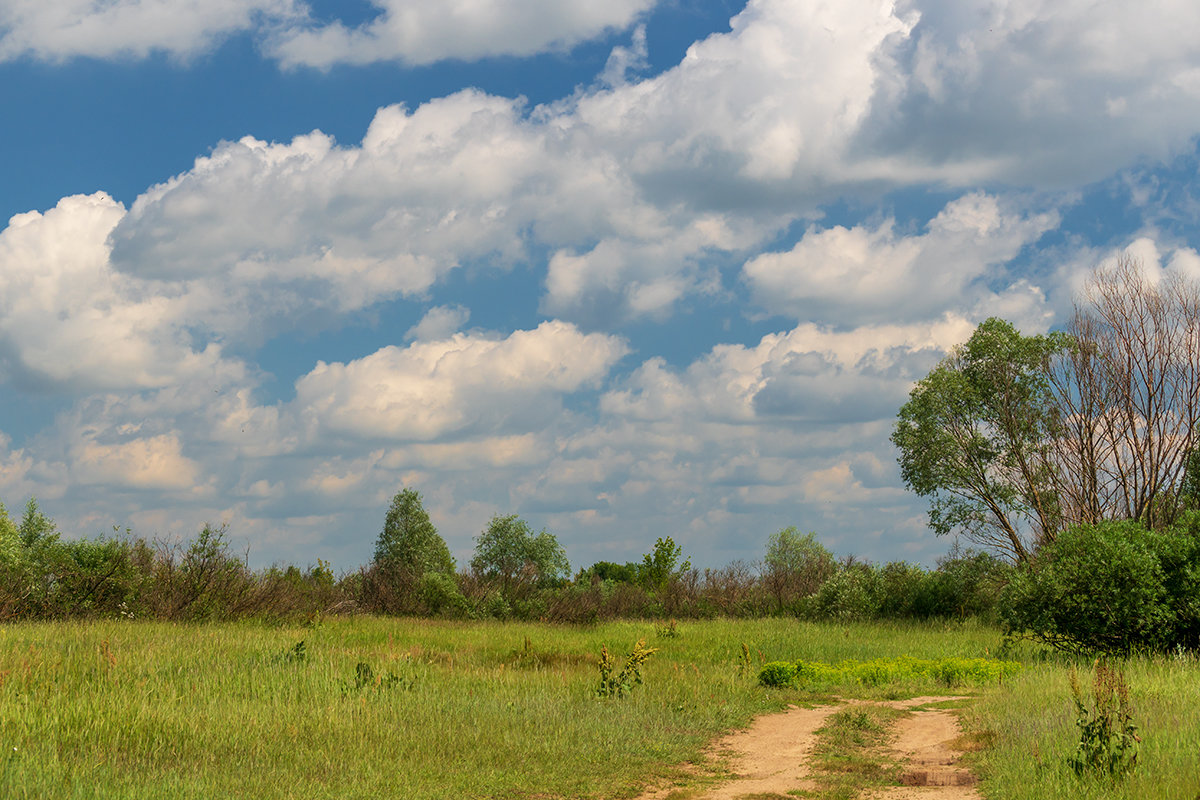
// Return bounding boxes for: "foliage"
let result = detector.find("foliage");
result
[1068,663,1139,779]
[470,514,569,598]
[595,638,657,698]
[762,527,835,612]
[366,488,456,614]
[373,488,455,577]
[892,317,1070,562]
[418,571,470,618]
[637,536,691,590]
[1001,518,1200,654]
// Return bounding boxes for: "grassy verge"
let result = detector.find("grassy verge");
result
[800,704,908,800]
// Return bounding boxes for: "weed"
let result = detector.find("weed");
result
[341,661,413,695]
[657,619,680,639]
[737,642,752,677]
[282,640,307,664]
[1067,662,1139,779]
[758,655,1019,689]
[596,638,657,698]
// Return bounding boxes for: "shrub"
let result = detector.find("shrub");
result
[418,571,470,618]
[1002,519,1200,654]
[758,661,798,688]
[814,562,881,620]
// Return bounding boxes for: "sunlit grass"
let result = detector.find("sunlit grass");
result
[2,617,1196,799]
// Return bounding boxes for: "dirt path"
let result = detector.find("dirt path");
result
[869,697,981,800]
[633,696,981,800]
[633,703,842,799]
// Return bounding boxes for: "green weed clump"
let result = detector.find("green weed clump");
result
[596,638,657,698]
[759,655,1020,689]
[1068,662,1139,779]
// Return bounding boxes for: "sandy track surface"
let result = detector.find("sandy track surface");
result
[633,696,981,800]
[869,697,981,800]
[633,703,842,799]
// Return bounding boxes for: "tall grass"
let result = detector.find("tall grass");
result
[0,617,1001,799]
[2,618,1196,799]
[964,653,1200,800]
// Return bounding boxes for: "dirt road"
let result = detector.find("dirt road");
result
[633,696,981,800]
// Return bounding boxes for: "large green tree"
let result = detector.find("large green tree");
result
[373,488,455,578]
[470,514,569,597]
[891,318,1070,562]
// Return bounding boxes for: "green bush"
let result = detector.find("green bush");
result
[418,571,470,618]
[758,661,798,688]
[1002,519,1200,654]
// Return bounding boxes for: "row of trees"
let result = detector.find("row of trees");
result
[894,257,1200,653]
[0,489,1009,624]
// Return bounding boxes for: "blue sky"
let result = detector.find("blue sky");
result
[2,0,1200,573]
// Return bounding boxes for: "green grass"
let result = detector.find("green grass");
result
[800,705,907,800]
[0,617,998,799]
[963,652,1200,800]
[1,617,1197,799]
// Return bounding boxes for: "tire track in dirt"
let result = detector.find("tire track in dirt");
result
[633,696,981,800]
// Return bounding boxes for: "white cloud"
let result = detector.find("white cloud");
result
[0,193,228,391]
[743,193,1059,325]
[405,305,470,341]
[293,320,628,441]
[0,0,302,62]
[73,433,201,491]
[268,0,656,68]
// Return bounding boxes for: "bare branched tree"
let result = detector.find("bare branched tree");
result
[1050,255,1200,530]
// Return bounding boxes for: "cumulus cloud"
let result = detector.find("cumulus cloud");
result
[405,305,470,341]
[0,193,228,391]
[742,193,1059,325]
[268,0,656,68]
[293,320,629,441]
[855,0,1200,185]
[0,0,302,62]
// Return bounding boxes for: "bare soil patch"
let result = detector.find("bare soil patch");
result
[632,703,841,800]
[632,696,982,800]
[868,697,981,800]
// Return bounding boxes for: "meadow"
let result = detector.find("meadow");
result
[1,617,1196,799]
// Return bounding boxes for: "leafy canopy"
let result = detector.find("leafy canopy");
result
[373,488,455,577]
[470,514,569,594]
[891,318,1070,562]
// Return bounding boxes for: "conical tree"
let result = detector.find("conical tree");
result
[374,488,455,578]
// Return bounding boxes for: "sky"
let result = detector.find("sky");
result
[2,0,1200,573]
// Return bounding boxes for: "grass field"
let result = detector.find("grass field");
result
[0,617,1195,799]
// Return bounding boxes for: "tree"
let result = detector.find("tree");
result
[762,527,835,612]
[637,536,691,590]
[374,489,455,577]
[470,514,569,597]
[1049,255,1200,530]
[892,318,1070,562]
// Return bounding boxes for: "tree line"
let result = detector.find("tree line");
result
[0,490,1008,626]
